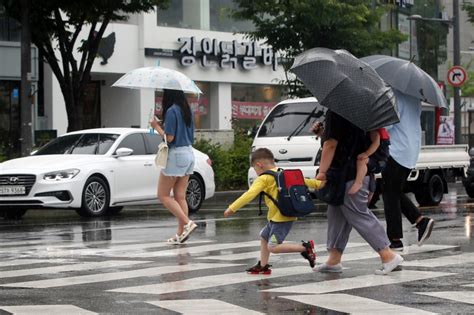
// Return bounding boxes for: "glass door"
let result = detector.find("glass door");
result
[0,80,21,159]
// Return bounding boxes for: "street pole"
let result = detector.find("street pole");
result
[453,0,461,144]
[20,0,32,156]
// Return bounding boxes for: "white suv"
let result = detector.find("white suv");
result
[248,97,326,185]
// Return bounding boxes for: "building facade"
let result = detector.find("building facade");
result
[42,1,286,138]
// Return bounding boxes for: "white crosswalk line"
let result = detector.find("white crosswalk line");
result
[0,239,137,253]
[416,291,474,305]
[1,263,240,288]
[28,239,214,258]
[288,244,457,264]
[0,259,77,268]
[197,242,368,261]
[0,305,97,315]
[110,240,261,258]
[403,252,474,267]
[263,270,454,294]
[109,266,312,295]
[281,294,435,314]
[4,240,214,257]
[0,260,150,279]
[147,299,265,314]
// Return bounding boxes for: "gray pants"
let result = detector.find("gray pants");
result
[327,176,390,253]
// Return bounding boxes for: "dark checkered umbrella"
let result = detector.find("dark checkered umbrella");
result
[291,48,399,131]
[361,55,447,108]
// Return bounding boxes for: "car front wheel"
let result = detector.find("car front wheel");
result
[76,176,110,217]
[187,174,205,213]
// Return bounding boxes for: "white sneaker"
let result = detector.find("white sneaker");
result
[179,220,197,243]
[375,254,404,275]
[166,234,180,245]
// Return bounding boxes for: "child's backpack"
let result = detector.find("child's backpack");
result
[258,169,315,217]
[369,128,390,173]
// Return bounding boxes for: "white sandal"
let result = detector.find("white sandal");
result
[166,234,180,245]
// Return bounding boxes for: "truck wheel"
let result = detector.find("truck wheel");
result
[464,176,474,198]
[415,174,445,206]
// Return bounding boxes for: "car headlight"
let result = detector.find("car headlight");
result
[44,169,80,181]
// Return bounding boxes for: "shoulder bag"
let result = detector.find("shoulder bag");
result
[155,135,168,168]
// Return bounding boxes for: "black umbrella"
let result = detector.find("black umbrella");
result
[291,48,399,131]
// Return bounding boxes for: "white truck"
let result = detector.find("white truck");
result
[248,97,471,207]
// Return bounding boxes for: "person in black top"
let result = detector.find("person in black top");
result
[314,111,403,275]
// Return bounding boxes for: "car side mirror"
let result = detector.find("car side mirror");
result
[115,147,133,157]
[469,147,474,157]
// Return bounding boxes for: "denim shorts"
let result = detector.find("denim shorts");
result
[162,145,195,177]
[260,221,294,246]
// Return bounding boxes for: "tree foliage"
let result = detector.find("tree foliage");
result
[463,1,474,23]
[232,0,406,96]
[1,0,169,131]
[410,0,448,79]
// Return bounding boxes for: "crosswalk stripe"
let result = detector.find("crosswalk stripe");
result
[403,252,474,267]
[263,270,454,294]
[1,263,240,289]
[110,240,261,258]
[147,299,265,314]
[2,239,214,257]
[287,244,457,264]
[196,242,368,261]
[0,239,138,252]
[27,240,214,258]
[0,259,77,268]
[280,294,435,314]
[109,266,313,295]
[416,291,474,305]
[0,260,150,280]
[0,305,97,315]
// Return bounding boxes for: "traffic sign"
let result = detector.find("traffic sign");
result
[447,66,468,87]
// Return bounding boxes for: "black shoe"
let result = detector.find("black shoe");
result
[389,240,404,251]
[416,217,434,246]
[301,240,316,268]
[246,261,272,274]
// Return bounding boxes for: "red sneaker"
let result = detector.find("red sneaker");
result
[301,240,316,268]
[245,261,272,275]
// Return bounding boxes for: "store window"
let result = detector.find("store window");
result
[0,81,21,159]
[157,0,200,29]
[154,82,210,129]
[210,0,254,32]
[0,6,20,41]
[156,0,254,32]
[231,84,283,132]
[421,105,435,145]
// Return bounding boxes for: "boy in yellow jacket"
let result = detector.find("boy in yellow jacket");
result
[224,148,324,274]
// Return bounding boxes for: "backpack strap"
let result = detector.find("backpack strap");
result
[257,169,280,216]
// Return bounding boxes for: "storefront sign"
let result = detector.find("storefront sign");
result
[232,101,276,120]
[155,96,209,116]
[436,116,455,145]
[146,37,279,71]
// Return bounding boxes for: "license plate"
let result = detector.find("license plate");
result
[0,186,26,195]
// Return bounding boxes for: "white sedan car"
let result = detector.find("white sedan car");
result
[0,128,215,218]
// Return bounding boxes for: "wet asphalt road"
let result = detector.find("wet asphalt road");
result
[0,183,473,314]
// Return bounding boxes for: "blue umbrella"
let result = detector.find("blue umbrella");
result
[361,55,447,108]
